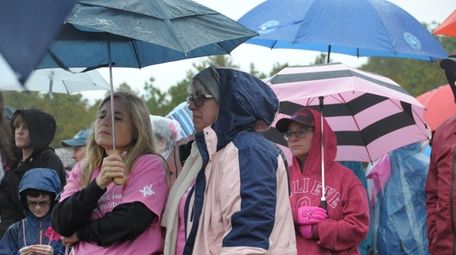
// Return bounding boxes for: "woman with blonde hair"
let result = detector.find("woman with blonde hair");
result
[52,92,168,255]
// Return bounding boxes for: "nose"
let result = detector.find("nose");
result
[72,150,78,160]
[15,125,24,133]
[187,101,197,111]
[100,114,112,126]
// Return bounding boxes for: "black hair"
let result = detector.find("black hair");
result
[24,189,54,200]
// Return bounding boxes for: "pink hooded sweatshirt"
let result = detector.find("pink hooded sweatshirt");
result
[288,108,369,254]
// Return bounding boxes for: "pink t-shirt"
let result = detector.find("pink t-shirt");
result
[61,154,168,255]
[175,185,193,255]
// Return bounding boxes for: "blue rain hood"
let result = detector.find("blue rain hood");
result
[211,68,279,150]
[18,168,62,210]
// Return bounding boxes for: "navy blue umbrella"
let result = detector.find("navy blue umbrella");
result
[0,0,77,84]
[238,0,447,62]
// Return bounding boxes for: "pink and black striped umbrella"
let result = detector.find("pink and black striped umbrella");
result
[265,63,429,162]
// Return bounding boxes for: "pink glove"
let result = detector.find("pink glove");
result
[299,224,313,239]
[297,206,328,225]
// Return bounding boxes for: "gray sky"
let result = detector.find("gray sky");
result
[85,0,456,102]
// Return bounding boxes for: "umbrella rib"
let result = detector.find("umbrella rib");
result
[387,98,430,141]
[155,0,187,53]
[130,40,142,68]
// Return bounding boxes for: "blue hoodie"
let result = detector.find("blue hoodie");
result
[0,168,64,255]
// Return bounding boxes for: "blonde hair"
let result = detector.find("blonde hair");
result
[82,92,158,187]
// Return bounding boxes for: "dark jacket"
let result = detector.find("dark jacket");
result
[426,115,456,255]
[0,168,64,255]
[0,109,65,236]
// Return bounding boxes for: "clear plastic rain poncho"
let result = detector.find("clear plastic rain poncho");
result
[367,142,430,255]
[150,115,182,160]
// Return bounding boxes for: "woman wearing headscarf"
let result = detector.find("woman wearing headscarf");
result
[162,66,296,255]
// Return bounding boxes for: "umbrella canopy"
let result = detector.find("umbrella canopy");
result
[0,0,77,84]
[36,0,256,151]
[38,0,257,69]
[165,101,194,140]
[238,0,447,62]
[417,84,456,131]
[1,68,109,95]
[265,63,429,162]
[433,9,456,37]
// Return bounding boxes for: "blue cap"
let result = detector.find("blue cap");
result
[61,128,90,147]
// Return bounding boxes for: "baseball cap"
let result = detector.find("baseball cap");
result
[61,128,90,147]
[276,108,314,133]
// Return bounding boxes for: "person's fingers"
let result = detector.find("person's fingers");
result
[120,150,128,159]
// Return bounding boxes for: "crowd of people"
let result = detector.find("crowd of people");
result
[0,61,454,255]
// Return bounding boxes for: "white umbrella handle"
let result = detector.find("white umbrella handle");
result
[319,96,326,209]
[108,40,117,151]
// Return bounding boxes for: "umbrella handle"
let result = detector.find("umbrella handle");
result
[319,96,326,209]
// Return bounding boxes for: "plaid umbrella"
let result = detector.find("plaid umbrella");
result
[265,63,429,162]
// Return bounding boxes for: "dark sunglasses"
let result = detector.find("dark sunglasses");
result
[186,93,214,108]
[284,127,314,141]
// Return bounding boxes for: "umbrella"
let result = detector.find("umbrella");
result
[1,68,109,96]
[238,0,447,62]
[433,9,456,37]
[264,63,429,163]
[38,0,257,70]
[0,0,77,84]
[37,0,256,151]
[417,84,456,131]
[165,101,194,140]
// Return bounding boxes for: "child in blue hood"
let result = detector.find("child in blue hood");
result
[0,168,64,255]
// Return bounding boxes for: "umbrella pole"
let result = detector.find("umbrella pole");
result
[108,40,117,151]
[319,96,326,209]
[326,46,331,63]
[48,71,54,98]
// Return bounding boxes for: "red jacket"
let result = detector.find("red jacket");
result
[288,109,369,254]
[426,115,456,255]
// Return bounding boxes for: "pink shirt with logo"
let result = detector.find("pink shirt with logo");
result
[61,154,168,255]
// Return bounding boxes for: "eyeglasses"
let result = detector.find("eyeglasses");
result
[27,200,51,208]
[186,93,214,108]
[284,127,314,141]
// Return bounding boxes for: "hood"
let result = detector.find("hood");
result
[294,108,338,174]
[18,168,62,215]
[13,109,56,153]
[211,68,279,150]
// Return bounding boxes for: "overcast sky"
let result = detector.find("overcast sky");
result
[85,0,456,102]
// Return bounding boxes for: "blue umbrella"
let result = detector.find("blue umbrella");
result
[38,0,257,69]
[0,0,77,84]
[238,0,447,62]
[166,101,194,139]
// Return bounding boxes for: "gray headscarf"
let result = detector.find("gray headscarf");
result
[191,66,221,103]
